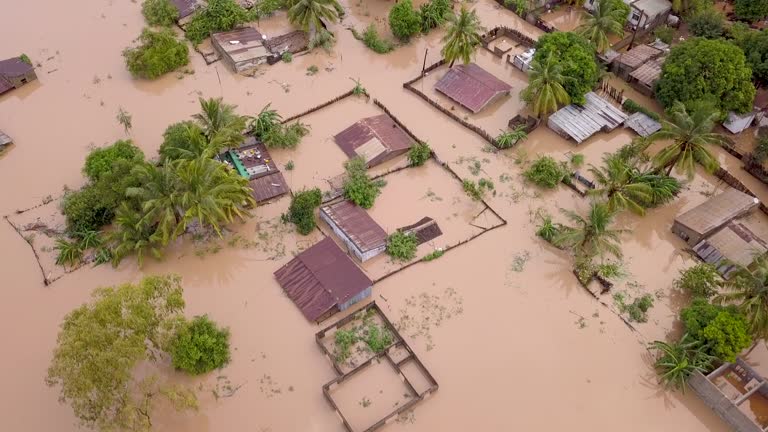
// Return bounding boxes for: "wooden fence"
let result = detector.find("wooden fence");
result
[282,89,359,123]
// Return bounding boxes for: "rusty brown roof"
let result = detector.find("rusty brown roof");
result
[616,44,662,70]
[264,30,309,54]
[434,63,511,113]
[321,200,387,253]
[398,217,443,244]
[334,114,415,167]
[274,237,373,322]
[249,172,288,203]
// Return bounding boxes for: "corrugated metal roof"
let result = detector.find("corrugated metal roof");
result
[434,63,512,113]
[249,172,288,203]
[264,30,309,54]
[616,44,662,70]
[693,222,767,278]
[0,57,34,78]
[0,76,13,95]
[675,188,759,236]
[334,114,415,167]
[624,112,661,137]
[547,92,628,143]
[398,217,442,244]
[629,58,663,87]
[723,111,756,134]
[321,200,387,253]
[632,0,672,19]
[274,237,373,322]
[212,27,271,64]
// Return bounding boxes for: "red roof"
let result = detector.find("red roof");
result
[274,237,372,321]
[321,200,387,253]
[434,63,511,113]
[334,114,414,167]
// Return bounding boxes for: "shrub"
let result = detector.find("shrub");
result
[185,0,249,45]
[622,99,660,121]
[250,0,285,19]
[419,0,451,32]
[159,121,207,163]
[689,8,725,39]
[534,32,599,105]
[389,0,422,41]
[735,0,768,23]
[84,139,144,182]
[343,157,384,208]
[463,178,493,200]
[55,238,84,268]
[699,311,752,362]
[361,24,395,54]
[654,25,674,44]
[141,0,178,26]
[281,51,293,63]
[284,188,322,235]
[386,231,418,261]
[363,324,393,352]
[755,135,768,161]
[570,153,585,168]
[408,142,431,166]
[124,28,189,79]
[334,329,357,362]
[62,184,118,234]
[674,263,721,298]
[309,29,336,52]
[171,315,231,375]
[20,53,32,65]
[650,335,715,392]
[263,122,310,149]
[536,216,560,242]
[523,156,567,188]
[422,249,444,261]
[615,293,654,323]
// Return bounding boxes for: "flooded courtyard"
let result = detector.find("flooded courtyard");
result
[1,1,764,432]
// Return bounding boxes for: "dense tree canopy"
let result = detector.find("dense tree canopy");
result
[736,29,768,83]
[171,315,231,375]
[185,0,250,44]
[141,0,178,26]
[681,298,752,362]
[735,0,768,23]
[534,32,599,105]
[389,0,422,41]
[654,38,755,114]
[124,28,189,79]
[688,8,725,39]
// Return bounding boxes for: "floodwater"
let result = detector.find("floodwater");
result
[0,1,759,432]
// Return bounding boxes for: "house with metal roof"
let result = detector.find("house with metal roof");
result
[218,137,288,203]
[334,114,415,168]
[0,57,36,95]
[212,27,271,73]
[693,221,767,278]
[624,112,661,137]
[672,188,760,246]
[320,200,388,262]
[398,217,443,245]
[628,57,664,96]
[274,237,373,322]
[613,44,664,79]
[434,63,512,113]
[547,92,628,143]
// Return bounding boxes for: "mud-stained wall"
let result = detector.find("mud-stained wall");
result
[689,371,763,432]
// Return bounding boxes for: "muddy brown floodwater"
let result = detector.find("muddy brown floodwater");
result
[0,0,761,431]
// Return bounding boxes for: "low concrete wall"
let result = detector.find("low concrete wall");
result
[689,371,763,432]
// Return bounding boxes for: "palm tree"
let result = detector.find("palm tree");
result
[648,101,731,179]
[650,334,714,393]
[715,255,768,342]
[441,6,483,68]
[126,162,181,246]
[495,126,528,149]
[193,97,246,152]
[287,0,341,39]
[108,203,164,267]
[249,103,283,138]
[159,121,209,163]
[520,53,572,118]
[577,0,627,53]
[553,202,626,260]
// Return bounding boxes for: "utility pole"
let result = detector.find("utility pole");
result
[421,48,429,76]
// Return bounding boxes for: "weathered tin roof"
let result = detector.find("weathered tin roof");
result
[249,172,288,203]
[211,27,271,65]
[693,221,767,278]
[274,237,373,322]
[675,188,759,236]
[624,112,661,137]
[434,63,512,113]
[616,44,663,70]
[398,217,442,244]
[547,92,628,143]
[629,58,664,87]
[321,200,387,253]
[334,114,415,167]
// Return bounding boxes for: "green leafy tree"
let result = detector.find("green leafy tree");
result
[715,255,768,341]
[735,0,768,23]
[688,8,725,39]
[735,29,768,83]
[185,0,249,44]
[84,139,144,182]
[648,101,731,179]
[655,38,755,114]
[681,298,752,361]
[159,121,209,163]
[441,6,483,67]
[577,0,628,53]
[520,53,573,118]
[533,32,598,105]
[553,202,626,260]
[523,155,568,188]
[674,263,721,298]
[62,185,118,234]
[285,188,323,234]
[142,0,179,26]
[343,157,384,209]
[45,275,197,432]
[386,231,418,261]
[171,315,231,374]
[650,334,715,392]
[287,0,341,39]
[124,28,189,79]
[408,142,432,166]
[389,0,423,41]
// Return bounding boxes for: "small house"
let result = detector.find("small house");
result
[723,111,757,135]
[398,217,442,245]
[672,188,759,246]
[434,63,512,113]
[0,57,37,95]
[218,137,288,203]
[547,92,628,143]
[613,44,664,80]
[320,200,388,262]
[628,57,664,96]
[624,112,661,137]
[274,237,373,322]
[693,221,767,278]
[211,27,272,73]
[334,114,415,168]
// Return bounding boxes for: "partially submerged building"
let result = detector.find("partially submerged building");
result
[274,237,373,322]
[398,217,443,245]
[434,63,512,113]
[547,92,628,143]
[672,187,760,246]
[624,112,661,137]
[723,111,757,135]
[320,200,388,262]
[612,43,665,79]
[218,137,288,203]
[0,56,37,95]
[212,26,309,73]
[693,221,767,278]
[0,129,12,150]
[628,57,664,96]
[333,114,415,168]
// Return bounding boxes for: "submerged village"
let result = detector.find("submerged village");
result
[11,0,768,431]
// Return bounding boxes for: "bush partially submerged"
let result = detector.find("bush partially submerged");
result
[171,315,231,375]
[419,0,452,32]
[84,140,144,182]
[263,122,310,149]
[674,263,721,298]
[386,231,418,261]
[284,188,322,235]
[142,0,179,26]
[463,178,494,200]
[389,0,422,41]
[124,28,189,79]
[408,142,431,166]
[524,156,567,188]
[359,24,395,54]
[622,99,660,121]
[185,0,249,45]
[343,157,384,208]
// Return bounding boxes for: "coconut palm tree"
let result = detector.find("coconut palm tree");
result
[553,202,626,260]
[159,121,210,163]
[249,103,283,138]
[520,53,572,118]
[193,97,246,152]
[441,6,483,68]
[650,334,714,393]
[649,101,731,179]
[715,255,768,342]
[108,203,164,267]
[287,0,341,39]
[126,162,181,246]
[577,0,627,53]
